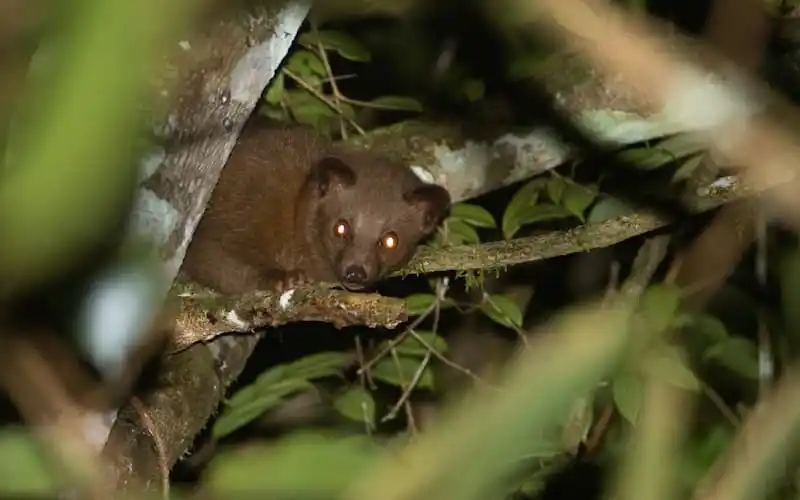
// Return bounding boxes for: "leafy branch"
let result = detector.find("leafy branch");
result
[261,28,423,138]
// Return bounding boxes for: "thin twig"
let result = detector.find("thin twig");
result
[384,349,433,424]
[701,381,740,427]
[380,279,452,428]
[354,336,371,388]
[387,347,418,433]
[358,299,438,375]
[311,22,350,139]
[408,327,498,390]
[283,68,366,135]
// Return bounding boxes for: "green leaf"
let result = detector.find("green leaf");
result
[263,72,284,105]
[545,176,566,205]
[506,202,574,239]
[685,313,729,351]
[280,351,354,380]
[225,352,352,409]
[501,177,546,239]
[367,95,423,112]
[285,90,336,129]
[586,197,636,223]
[508,54,547,80]
[386,431,413,451]
[284,50,327,82]
[224,375,302,409]
[207,431,378,493]
[213,346,353,432]
[481,294,524,329]
[446,218,481,245]
[680,424,733,490]
[656,133,706,158]
[372,356,435,390]
[299,30,371,62]
[612,372,643,425]
[235,372,314,402]
[462,79,486,102]
[516,471,550,497]
[561,182,598,222]
[405,293,437,316]
[672,153,704,183]
[449,203,496,228]
[617,146,676,170]
[628,0,648,12]
[650,347,701,391]
[693,424,733,463]
[0,428,60,494]
[385,330,449,357]
[258,105,289,122]
[703,337,760,380]
[214,391,297,439]
[638,284,682,335]
[333,386,376,427]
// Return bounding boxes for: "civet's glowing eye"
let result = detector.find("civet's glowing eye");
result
[381,231,399,249]
[334,220,349,237]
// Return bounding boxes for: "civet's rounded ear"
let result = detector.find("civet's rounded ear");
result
[308,156,356,197]
[403,183,452,234]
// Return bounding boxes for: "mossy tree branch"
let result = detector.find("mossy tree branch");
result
[168,282,407,352]
[169,167,759,352]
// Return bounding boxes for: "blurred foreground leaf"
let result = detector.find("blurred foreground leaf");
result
[0,428,60,494]
[346,300,635,500]
[0,0,198,296]
[207,431,379,495]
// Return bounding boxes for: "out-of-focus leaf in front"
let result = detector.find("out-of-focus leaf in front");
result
[0,0,200,298]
